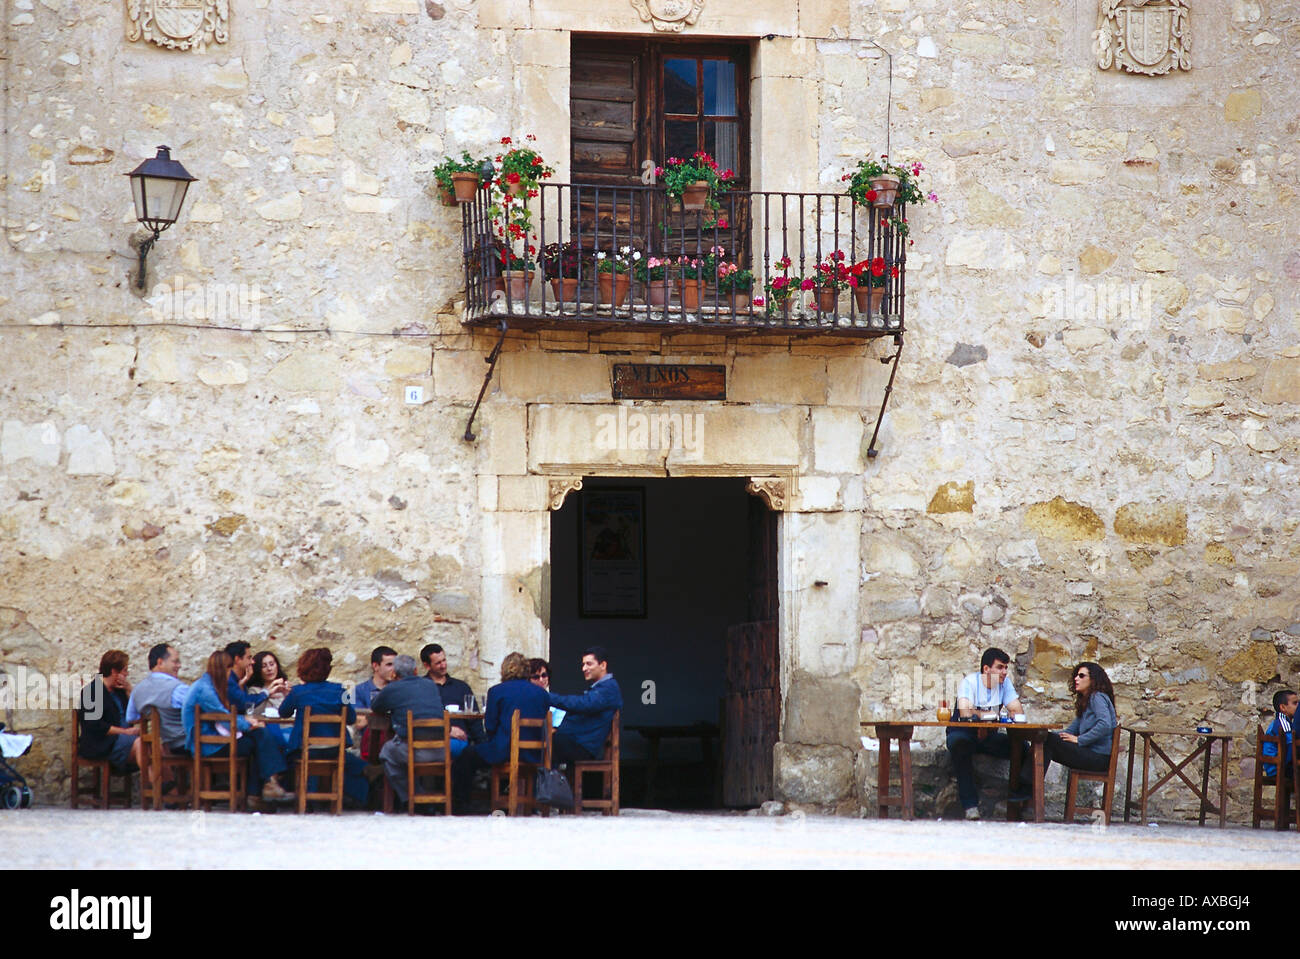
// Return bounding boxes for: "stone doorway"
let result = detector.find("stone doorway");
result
[548,475,779,809]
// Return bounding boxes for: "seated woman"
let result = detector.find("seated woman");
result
[278,647,369,808]
[182,650,296,803]
[1014,660,1117,798]
[248,651,290,711]
[451,651,550,813]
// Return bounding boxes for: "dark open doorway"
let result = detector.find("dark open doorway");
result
[549,476,778,809]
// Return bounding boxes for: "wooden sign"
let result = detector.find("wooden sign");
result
[611,364,725,400]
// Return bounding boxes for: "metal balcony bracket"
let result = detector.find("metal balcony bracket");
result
[865,333,904,459]
[462,318,509,443]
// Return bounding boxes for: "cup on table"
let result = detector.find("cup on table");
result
[463,694,476,713]
[1013,714,1027,723]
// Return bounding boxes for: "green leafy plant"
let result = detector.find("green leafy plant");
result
[595,247,639,274]
[495,135,555,195]
[716,265,754,294]
[432,151,486,194]
[634,255,676,283]
[810,250,852,291]
[761,255,802,314]
[842,154,935,208]
[500,247,536,272]
[540,241,584,279]
[656,151,735,213]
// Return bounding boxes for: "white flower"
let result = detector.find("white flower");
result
[595,251,606,260]
[632,251,642,260]
[619,245,630,255]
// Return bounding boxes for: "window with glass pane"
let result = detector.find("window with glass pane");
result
[661,54,743,178]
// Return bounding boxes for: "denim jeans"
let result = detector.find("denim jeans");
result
[946,726,1024,810]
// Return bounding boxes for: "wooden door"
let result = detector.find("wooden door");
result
[722,497,779,807]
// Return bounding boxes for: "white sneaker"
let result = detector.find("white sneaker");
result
[964,806,981,821]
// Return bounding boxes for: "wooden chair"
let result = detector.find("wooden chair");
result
[490,710,553,816]
[69,709,133,809]
[138,707,192,810]
[192,705,248,812]
[405,710,453,815]
[1251,724,1298,830]
[573,709,620,816]
[1064,725,1123,825]
[292,706,348,815]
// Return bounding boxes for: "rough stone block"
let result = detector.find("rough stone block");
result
[497,475,549,512]
[730,355,825,405]
[64,425,115,476]
[482,404,528,477]
[773,742,855,804]
[499,352,609,402]
[928,481,975,514]
[811,407,862,474]
[2,420,60,466]
[1260,357,1300,405]
[1024,497,1105,541]
[1114,502,1187,546]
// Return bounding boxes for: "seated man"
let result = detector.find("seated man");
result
[945,646,1026,820]
[549,646,622,765]
[452,652,550,813]
[420,643,482,752]
[370,655,446,806]
[1263,688,1297,781]
[79,649,142,772]
[125,643,191,776]
[352,645,397,711]
[225,640,287,715]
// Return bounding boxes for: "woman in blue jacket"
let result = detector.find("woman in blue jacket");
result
[278,647,368,808]
[182,650,295,803]
[1014,661,1117,798]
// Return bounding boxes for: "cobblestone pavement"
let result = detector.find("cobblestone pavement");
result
[4,807,1299,869]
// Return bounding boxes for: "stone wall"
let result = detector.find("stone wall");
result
[2,0,1297,817]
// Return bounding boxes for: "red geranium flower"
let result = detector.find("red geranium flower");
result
[866,189,878,203]
[506,171,521,184]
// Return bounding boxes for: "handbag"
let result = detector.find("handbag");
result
[534,766,574,809]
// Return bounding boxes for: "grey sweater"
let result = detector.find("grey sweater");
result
[1065,692,1117,753]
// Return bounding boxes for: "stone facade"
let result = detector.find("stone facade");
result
[1,0,1297,819]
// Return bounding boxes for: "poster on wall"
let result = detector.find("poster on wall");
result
[579,487,646,618]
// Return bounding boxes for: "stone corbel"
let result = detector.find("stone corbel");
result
[747,477,789,512]
[547,477,584,511]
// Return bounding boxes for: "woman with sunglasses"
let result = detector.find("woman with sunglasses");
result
[1013,661,1117,798]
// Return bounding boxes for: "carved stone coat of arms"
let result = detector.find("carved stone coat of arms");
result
[126,0,229,52]
[630,0,705,33]
[1096,0,1190,75]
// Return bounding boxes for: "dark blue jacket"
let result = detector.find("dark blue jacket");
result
[551,674,622,758]
[278,681,356,754]
[479,679,551,766]
[228,671,267,714]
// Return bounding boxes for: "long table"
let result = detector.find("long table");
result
[1121,725,1240,827]
[865,720,1062,823]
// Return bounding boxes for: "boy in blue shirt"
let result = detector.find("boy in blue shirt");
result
[1262,688,1297,780]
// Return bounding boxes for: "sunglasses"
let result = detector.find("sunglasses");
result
[534,672,549,679]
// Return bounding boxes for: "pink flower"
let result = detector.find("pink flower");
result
[800,278,814,291]
[753,296,765,307]
[928,191,938,203]
[716,217,728,229]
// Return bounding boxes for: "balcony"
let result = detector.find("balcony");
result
[460,182,908,340]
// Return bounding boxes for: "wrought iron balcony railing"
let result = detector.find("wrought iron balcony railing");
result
[460,182,907,339]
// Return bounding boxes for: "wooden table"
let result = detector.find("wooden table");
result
[866,720,1062,823]
[1121,725,1240,827]
[626,722,720,806]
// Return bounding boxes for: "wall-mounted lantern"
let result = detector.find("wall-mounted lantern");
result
[125,145,197,289]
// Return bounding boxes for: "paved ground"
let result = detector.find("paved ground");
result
[5,807,1300,869]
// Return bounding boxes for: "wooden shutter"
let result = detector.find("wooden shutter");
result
[571,45,642,184]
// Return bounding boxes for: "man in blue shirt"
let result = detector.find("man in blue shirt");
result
[125,643,191,753]
[353,645,397,710]
[225,641,286,713]
[945,647,1026,820]
[549,646,622,764]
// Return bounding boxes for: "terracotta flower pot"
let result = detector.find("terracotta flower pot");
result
[597,271,631,307]
[505,179,526,197]
[643,277,674,306]
[550,277,580,306]
[680,277,704,309]
[437,186,457,207]
[814,287,839,312]
[451,172,480,202]
[854,285,885,314]
[869,174,900,209]
[721,290,752,314]
[503,270,534,302]
[681,181,710,211]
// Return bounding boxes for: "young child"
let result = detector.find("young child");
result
[1262,689,1298,780]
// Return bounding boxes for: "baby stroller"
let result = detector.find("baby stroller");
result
[0,722,34,809]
